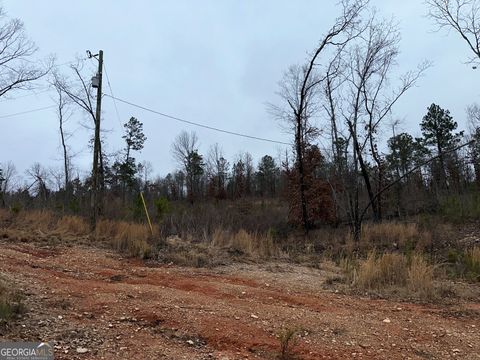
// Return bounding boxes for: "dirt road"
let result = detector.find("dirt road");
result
[0,241,479,359]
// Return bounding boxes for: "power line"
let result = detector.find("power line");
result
[103,93,292,146]
[0,88,51,102]
[103,62,123,128]
[0,105,56,119]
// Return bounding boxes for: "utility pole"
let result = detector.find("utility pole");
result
[90,50,103,229]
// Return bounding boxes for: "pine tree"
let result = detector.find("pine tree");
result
[420,104,463,188]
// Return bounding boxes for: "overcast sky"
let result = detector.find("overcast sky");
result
[1,0,479,183]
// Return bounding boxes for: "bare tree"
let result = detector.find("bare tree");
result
[0,8,50,98]
[467,103,480,185]
[427,0,480,63]
[467,103,480,130]
[171,131,204,202]
[271,0,369,233]
[0,161,17,207]
[26,163,50,205]
[206,143,229,200]
[53,62,104,224]
[52,84,73,208]
[138,160,153,188]
[322,11,429,240]
[172,131,199,168]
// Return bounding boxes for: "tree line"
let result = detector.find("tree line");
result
[1,1,480,241]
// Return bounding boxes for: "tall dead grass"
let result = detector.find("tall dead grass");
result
[19,210,56,232]
[0,274,25,321]
[407,255,434,297]
[361,222,426,248]
[353,251,435,299]
[211,228,280,258]
[0,209,152,259]
[0,209,10,223]
[355,252,408,289]
[95,219,152,259]
[56,215,89,236]
[465,247,480,281]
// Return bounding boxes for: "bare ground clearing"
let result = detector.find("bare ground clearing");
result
[0,241,479,359]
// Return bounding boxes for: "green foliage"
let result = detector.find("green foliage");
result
[186,150,205,201]
[447,247,480,282]
[0,168,4,189]
[154,197,171,220]
[113,158,138,188]
[131,194,144,221]
[439,194,480,222]
[10,203,21,214]
[420,103,463,152]
[277,327,299,360]
[68,198,80,214]
[123,117,147,153]
[256,155,279,197]
[0,278,25,322]
[386,132,426,175]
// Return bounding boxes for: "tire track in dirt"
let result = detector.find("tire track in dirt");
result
[0,241,479,359]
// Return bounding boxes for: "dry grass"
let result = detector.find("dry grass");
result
[407,255,434,297]
[0,274,25,322]
[352,251,436,300]
[0,210,153,259]
[212,228,280,258]
[465,247,480,281]
[56,215,89,236]
[96,220,152,259]
[356,252,408,289]
[0,209,11,223]
[19,210,56,232]
[361,222,424,248]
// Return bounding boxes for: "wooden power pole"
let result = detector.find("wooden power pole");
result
[91,50,103,229]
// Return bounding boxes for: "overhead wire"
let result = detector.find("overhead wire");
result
[102,62,123,128]
[103,93,292,146]
[0,56,291,146]
[0,105,56,119]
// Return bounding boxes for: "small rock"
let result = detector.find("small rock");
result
[383,318,391,323]
[251,314,259,319]
[186,340,194,346]
[76,347,88,354]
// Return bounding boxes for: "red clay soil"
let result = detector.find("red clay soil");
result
[0,241,479,359]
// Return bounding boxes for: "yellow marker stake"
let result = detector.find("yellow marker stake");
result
[140,192,154,236]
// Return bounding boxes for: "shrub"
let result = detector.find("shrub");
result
[154,197,171,220]
[0,275,25,322]
[447,246,480,282]
[277,327,298,360]
[465,247,480,281]
[439,194,480,223]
